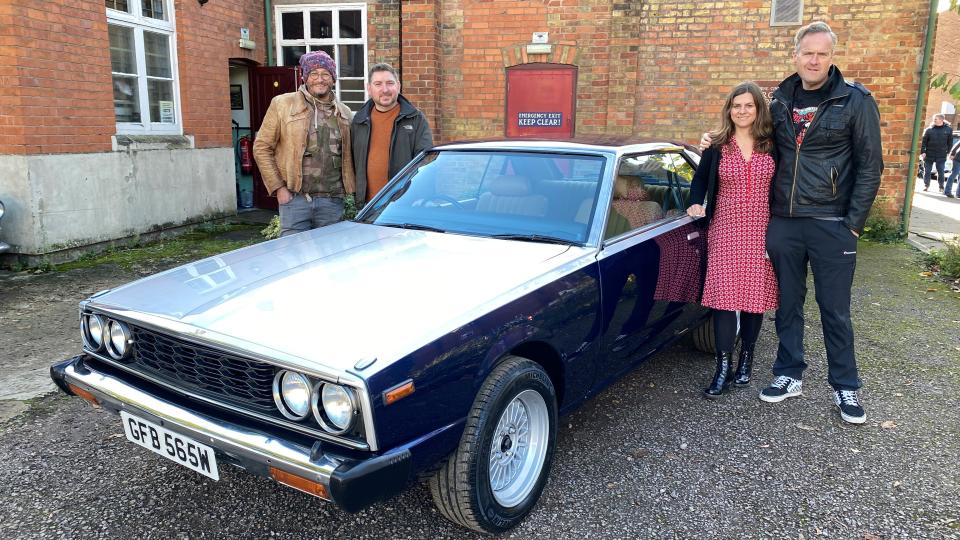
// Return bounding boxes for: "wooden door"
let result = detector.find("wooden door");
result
[505,64,577,139]
[249,66,299,209]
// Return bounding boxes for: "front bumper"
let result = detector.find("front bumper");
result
[50,355,410,513]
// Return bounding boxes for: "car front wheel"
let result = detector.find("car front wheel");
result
[429,355,557,533]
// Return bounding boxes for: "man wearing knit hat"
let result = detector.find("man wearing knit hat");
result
[253,50,355,236]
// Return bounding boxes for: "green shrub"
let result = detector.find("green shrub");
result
[860,214,904,243]
[261,215,281,240]
[940,240,960,280]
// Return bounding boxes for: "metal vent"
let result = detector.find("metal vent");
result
[771,0,803,26]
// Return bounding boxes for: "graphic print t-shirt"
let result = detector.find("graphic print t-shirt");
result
[792,85,831,146]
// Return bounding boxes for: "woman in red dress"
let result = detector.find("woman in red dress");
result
[687,82,779,398]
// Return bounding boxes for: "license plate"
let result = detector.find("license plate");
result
[120,411,220,481]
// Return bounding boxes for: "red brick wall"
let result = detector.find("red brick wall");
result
[398,0,929,220]
[0,0,115,154]
[0,0,266,154]
[926,10,960,125]
[400,0,441,134]
[174,0,265,148]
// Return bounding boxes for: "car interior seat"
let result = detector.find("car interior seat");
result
[476,175,548,217]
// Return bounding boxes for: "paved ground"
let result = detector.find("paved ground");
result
[908,175,960,252]
[0,233,958,538]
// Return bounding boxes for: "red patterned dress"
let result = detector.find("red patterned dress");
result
[701,141,779,313]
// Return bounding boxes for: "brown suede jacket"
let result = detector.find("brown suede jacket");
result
[252,87,355,197]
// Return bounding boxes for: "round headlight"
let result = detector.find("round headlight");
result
[106,320,132,359]
[83,314,106,350]
[314,383,357,433]
[273,370,312,420]
[0,200,5,221]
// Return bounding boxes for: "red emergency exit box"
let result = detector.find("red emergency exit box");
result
[505,64,577,139]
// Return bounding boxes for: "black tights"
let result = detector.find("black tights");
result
[713,309,763,353]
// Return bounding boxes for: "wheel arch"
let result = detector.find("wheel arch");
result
[504,341,566,409]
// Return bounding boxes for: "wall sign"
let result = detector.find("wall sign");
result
[518,112,562,127]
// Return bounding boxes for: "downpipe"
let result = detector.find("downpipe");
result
[901,0,939,235]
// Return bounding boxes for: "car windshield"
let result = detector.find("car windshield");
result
[357,150,607,244]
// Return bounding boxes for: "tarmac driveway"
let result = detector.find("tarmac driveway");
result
[0,242,957,539]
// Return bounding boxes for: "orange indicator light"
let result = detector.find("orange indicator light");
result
[269,467,330,499]
[384,381,415,405]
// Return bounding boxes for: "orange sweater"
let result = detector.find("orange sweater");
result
[366,105,400,200]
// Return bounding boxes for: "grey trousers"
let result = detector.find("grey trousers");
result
[279,194,344,237]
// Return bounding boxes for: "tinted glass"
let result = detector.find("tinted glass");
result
[338,10,361,38]
[358,151,606,244]
[142,0,166,21]
[281,12,304,40]
[105,0,129,13]
[604,152,694,240]
[143,31,171,78]
[282,46,306,67]
[113,75,141,123]
[337,45,364,78]
[310,11,332,39]
[108,24,136,74]
[148,79,175,123]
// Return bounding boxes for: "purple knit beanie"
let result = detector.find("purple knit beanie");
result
[299,50,337,82]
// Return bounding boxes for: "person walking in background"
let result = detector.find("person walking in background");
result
[253,50,355,236]
[687,82,779,399]
[351,63,433,205]
[944,138,960,198]
[920,113,952,192]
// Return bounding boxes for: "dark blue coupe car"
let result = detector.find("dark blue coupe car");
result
[51,138,713,533]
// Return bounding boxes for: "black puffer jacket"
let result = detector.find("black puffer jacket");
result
[769,66,884,233]
[921,123,953,161]
[351,95,433,203]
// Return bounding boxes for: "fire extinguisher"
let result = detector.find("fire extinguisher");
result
[238,135,253,174]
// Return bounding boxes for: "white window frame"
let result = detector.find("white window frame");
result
[107,0,182,135]
[274,3,368,109]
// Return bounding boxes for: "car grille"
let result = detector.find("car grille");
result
[130,326,277,414]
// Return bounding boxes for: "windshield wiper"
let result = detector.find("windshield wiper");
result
[379,222,447,233]
[491,233,576,245]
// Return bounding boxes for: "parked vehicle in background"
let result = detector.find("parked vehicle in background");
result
[0,200,10,254]
[50,138,715,533]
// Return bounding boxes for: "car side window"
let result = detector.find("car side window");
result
[603,151,695,240]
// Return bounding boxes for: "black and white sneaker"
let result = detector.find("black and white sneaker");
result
[834,389,866,424]
[759,375,803,403]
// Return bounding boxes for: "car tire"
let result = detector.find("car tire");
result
[428,355,557,533]
[690,315,717,354]
[689,313,741,354]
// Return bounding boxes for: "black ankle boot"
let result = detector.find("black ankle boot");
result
[733,346,755,386]
[704,351,733,399]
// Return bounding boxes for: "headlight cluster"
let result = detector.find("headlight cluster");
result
[273,370,358,434]
[82,313,133,360]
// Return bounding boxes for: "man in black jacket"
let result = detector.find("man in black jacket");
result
[920,114,953,192]
[351,63,433,205]
[756,22,883,425]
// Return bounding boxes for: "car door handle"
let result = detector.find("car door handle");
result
[686,231,700,241]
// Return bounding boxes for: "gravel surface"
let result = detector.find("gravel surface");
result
[0,241,958,539]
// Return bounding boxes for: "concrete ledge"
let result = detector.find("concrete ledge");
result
[112,135,195,151]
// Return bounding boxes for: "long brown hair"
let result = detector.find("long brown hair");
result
[708,81,774,153]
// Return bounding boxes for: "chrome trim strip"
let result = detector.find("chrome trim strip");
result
[598,214,697,259]
[82,348,371,451]
[60,362,341,488]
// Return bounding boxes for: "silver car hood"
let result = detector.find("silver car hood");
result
[88,222,594,377]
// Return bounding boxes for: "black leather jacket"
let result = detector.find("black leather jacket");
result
[351,95,433,203]
[769,66,884,233]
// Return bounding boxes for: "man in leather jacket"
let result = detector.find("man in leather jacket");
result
[756,21,883,425]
